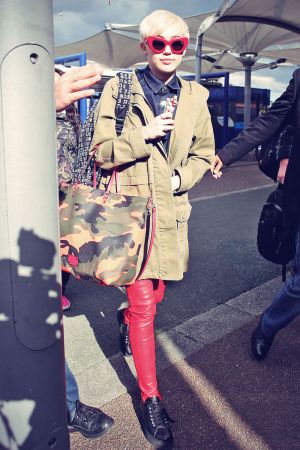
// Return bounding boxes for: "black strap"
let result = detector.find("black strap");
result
[72,72,132,186]
[282,264,287,282]
[115,72,133,136]
[72,102,102,186]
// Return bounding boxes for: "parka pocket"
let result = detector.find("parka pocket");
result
[175,200,191,272]
[175,199,192,223]
[99,174,151,197]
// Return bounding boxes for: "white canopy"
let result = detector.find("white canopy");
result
[193,0,300,55]
[54,12,211,68]
[55,2,300,127]
[260,47,300,67]
[55,28,144,68]
[179,51,293,75]
[219,0,300,35]
[193,0,300,125]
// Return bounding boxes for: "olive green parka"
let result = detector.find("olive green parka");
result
[90,72,214,281]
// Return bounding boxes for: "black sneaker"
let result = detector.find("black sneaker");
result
[251,322,274,361]
[68,400,114,439]
[117,308,132,356]
[140,396,174,449]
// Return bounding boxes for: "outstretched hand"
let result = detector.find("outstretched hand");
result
[55,64,103,112]
[211,155,223,179]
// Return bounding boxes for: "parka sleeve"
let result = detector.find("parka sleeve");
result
[90,78,151,169]
[217,70,297,166]
[276,124,293,161]
[175,90,215,193]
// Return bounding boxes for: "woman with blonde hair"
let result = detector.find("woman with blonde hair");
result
[91,10,214,448]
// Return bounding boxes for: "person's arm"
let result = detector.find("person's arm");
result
[174,95,215,193]
[55,65,102,112]
[276,124,293,161]
[211,70,297,175]
[91,78,175,170]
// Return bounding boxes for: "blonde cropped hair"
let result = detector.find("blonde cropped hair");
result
[139,10,189,42]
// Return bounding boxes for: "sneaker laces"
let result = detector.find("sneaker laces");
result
[124,327,130,345]
[147,400,174,429]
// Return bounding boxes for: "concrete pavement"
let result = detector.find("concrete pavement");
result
[64,164,300,449]
[66,274,300,450]
[64,275,281,409]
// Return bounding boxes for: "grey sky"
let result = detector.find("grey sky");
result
[53,0,296,101]
[53,0,222,46]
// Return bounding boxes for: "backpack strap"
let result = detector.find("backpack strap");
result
[115,72,133,136]
[282,264,287,283]
[114,71,156,281]
[72,101,102,185]
[73,72,132,185]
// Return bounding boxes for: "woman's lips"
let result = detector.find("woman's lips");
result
[160,59,174,65]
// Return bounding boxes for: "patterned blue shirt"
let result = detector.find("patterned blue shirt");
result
[136,65,181,154]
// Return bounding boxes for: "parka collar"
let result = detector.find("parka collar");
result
[131,70,187,96]
[139,66,180,94]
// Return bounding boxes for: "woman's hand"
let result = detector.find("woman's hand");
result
[142,113,175,141]
[171,175,180,192]
[211,155,223,179]
[277,158,289,184]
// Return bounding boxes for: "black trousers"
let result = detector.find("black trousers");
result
[61,271,70,296]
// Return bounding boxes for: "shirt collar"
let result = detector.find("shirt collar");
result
[142,65,180,94]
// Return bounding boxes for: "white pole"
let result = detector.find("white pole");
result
[0,1,69,448]
[244,64,252,127]
[195,34,203,84]
[239,53,256,128]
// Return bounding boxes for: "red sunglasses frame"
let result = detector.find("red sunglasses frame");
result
[146,36,189,55]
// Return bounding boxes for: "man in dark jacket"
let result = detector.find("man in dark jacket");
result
[212,68,300,360]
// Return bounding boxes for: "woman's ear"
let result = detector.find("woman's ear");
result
[140,42,148,55]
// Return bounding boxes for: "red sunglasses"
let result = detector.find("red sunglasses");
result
[146,36,189,55]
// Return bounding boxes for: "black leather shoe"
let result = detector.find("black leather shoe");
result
[117,308,132,356]
[140,396,174,449]
[68,400,114,439]
[251,323,274,361]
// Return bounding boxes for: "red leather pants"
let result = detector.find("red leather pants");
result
[124,279,165,402]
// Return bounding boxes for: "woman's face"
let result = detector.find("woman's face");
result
[141,27,187,82]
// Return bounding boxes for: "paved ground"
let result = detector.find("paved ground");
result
[188,160,274,201]
[68,276,300,450]
[64,163,300,450]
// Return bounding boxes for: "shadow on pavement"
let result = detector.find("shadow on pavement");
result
[164,318,300,449]
[71,316,300,449]
[64,279,138,398]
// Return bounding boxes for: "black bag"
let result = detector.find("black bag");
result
[255,133,280,182]
[255,122,293,182]
[257,185,296,265]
